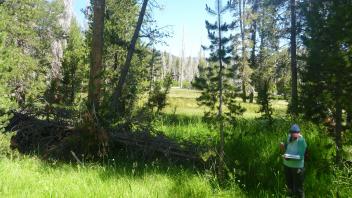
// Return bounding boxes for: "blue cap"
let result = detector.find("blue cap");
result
[290,124,300,133]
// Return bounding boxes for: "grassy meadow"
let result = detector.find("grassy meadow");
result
[1,88,351,197]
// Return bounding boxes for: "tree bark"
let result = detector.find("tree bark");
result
[239,0,247,102]
[87,0,106,114]
[250,0,259,69]
[290,0,298,116]
[112,0,149,114]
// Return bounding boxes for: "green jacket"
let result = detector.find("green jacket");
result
[283,134,307,168]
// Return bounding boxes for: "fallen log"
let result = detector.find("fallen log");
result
[109,131,205,162]
[9,113,208,165]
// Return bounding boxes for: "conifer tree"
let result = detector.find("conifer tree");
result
[301,0,352,164]
[61,20,87,105]
[0,0,64,129]
[193,0,244,178]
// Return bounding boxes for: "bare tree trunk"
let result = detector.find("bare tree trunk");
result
[250,0,259,69]
[239,0,247,102]
[290,0,298,116]
[112,0,149,114]
[87,0,106,114]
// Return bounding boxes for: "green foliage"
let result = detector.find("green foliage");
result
[274,51,291,99]
[256,78,273,120]
[1,88,352,196]
[60,20,88,106]
[300,1,352,122]
[224,120,335,195]
[156,89,351,196]
[0,0,63,130]
[193,0,244,125]
[158,112,349,196]
[147,74,173,113]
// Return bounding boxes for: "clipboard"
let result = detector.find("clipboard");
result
[283,154,300,160]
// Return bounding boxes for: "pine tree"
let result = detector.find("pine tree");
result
[193,0,244,178]
[61,19,87,105]
[251,1,281,119]
[0,0,64,130]
[301,0,352,164]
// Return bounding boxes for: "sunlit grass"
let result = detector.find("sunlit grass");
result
[1,88,351,197]
[0,129,244,198]
[163,88,288,118]
[0,154,245,198]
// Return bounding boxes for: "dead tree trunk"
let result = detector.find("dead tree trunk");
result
[87,0,106,114]
[239,0,247,102]
[250,0,259,69]
[112,0,149,115]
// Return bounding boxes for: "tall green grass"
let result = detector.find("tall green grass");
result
[0,156,246,197]
[156,89,352,197]
[157,114,352,197]
[0,133,244,198]
[0,88,351,197]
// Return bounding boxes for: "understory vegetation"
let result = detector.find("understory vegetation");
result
[1,89,351,197]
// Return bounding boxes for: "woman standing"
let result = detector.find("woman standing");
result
[280,124,307,198]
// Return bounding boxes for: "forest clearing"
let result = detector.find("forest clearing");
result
[1,0,352,197]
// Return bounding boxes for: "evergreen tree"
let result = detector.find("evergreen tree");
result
[0,0,64,130]
[251,2,281,118]
[257,78,273,121]
[61,19,88,105]
[193,0,244,178]
[112,0,149,116]
[301,0,352,164]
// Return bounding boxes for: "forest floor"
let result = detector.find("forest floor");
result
[1,88,351,197]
